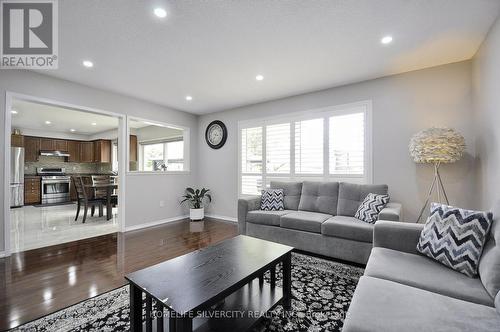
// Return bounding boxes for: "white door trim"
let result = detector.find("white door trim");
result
[4,91,127,256]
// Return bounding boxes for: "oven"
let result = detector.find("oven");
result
[38,168,71,204]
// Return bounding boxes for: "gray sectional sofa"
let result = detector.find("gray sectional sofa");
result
[343,218,500,332]
[238,181,402,264]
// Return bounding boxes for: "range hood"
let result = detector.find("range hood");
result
[39,150,71,157]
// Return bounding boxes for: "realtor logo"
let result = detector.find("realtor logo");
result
[1,0,58,69]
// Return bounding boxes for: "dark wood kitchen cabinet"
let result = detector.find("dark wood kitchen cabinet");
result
[129,135,138,162]
[40,138,55,151]
[24,177,41,205]
[54,139,68,151]
[24,137,40,162]
[93,140,111,163]
[79,142,94,163]
[67,140,80,162]
[11,134,24,147]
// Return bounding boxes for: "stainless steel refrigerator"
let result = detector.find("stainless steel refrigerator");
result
[10,147,24,207]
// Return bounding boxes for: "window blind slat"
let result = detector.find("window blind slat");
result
[295,118,324,174]
[329,112,364,175]
[266,123,290,173]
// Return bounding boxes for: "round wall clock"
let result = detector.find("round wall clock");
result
[205,120,227,149]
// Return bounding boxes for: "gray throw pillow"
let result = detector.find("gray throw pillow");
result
[260,189,284,211]
[417,203,493,277]
[354,193,390,224]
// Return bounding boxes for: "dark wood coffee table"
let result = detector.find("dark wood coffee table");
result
[125,235,293,332]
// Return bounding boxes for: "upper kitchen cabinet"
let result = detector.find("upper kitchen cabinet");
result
[40,138,68,151]
[93,140,112,163]
[79,141,94,163]
[129,135,138,162]
[11,134,24,147]
[24,137,40,162]
[67,140,80,162]
[54,139,68,151]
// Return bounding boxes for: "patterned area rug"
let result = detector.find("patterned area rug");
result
[13,253,364,332]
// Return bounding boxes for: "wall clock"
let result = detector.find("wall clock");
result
[205,120,227,149]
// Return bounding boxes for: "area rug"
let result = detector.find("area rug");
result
[13,253,364,332]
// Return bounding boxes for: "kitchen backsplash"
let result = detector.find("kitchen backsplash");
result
[25,156,112,175]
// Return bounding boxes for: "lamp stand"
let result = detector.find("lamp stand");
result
[416,162,449,223]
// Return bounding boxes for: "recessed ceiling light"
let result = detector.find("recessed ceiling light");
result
[45,120,51,125]
[11,110,18,114]
[91,122,97,126]
[185,95,193,101]
[82,60,94,68]
[154,8,167,18]
[70,129,76,132]
[255,75,264,81]
[381,36,393,44]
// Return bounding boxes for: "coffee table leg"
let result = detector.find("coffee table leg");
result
[282,252,292,310]
[270,266,276,288]
[156,301,164,332]
[145,295,153,332]
[176,317,193,332]
[129,284,142,332]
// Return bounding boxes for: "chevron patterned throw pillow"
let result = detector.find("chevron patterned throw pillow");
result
[417,203,493,277]
[354,193,390,223]
[260,189,285,211]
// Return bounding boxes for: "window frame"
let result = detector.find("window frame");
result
[238,100,372,196]
[127,116,190,175]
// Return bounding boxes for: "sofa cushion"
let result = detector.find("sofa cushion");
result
[354,193,390,223]
[260,189,284,211]
[343,276,500,332]
[280,211,332,233]
[270,181,302,210]
[321,216,374,243]
[337,183,388,217]
[298,181,339,215]
[246,210,293,227]
[417,203,493,277]
[365,247,494,306]
[479,203,500,299]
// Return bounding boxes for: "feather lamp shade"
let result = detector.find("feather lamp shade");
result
[409,127,466,164]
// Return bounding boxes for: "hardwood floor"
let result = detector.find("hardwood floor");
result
[0,218,238,331]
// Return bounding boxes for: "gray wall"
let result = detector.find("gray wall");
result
[473,16,500,210]
[198,61,476,221]
[0,70,199,252]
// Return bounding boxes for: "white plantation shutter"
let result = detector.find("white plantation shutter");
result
[329,112,364,175]
[241,127,263,194]
[266,123,290,173]
[295,118,323,174]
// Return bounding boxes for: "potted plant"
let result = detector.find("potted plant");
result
[181,187,212,221]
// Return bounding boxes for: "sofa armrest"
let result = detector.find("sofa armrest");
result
[373,220,424,255]
[237,196,261,234]
[378,202,402,222]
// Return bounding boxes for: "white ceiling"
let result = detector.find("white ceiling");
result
[40,0,500,114]
[11,100,119,135]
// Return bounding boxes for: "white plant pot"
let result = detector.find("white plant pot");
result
[190,207,204,221]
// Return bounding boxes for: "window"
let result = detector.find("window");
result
[128,117,189,173]
[239,101,371,195]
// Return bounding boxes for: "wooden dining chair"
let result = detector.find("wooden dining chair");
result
[91,175,118,208]
[73,176,105,223]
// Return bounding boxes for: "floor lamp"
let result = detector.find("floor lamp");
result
[409,128,466,223]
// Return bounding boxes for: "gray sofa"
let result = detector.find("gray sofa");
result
[343,218,500,331]
[238,181,402,264]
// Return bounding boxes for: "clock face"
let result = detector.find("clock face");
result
[205,120,227,149]
[208,124,223,145]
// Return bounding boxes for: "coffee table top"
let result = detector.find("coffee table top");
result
[125,235,293,313]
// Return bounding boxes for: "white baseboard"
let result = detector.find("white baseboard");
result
[125,215,188,232]
[205,214,238,223]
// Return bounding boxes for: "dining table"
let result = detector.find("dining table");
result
[84,183,118,220]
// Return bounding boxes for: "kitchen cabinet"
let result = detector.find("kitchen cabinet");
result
[93,140,111,163]
[79,142,94,163]
[54,139,68,151]
[67,140,80,162]
[40,138,55,151]
[11,134,24,147]
[129,135,138,162]
[24,137,40,162]
[24,177,41,205]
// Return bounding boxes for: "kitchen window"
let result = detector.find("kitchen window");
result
[238,101,372,195]
[141,140,184,171]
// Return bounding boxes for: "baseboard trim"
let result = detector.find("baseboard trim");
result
[205,214,237,223]
[125,215,188,232]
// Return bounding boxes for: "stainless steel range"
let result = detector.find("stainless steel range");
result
[37,167,71,204]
